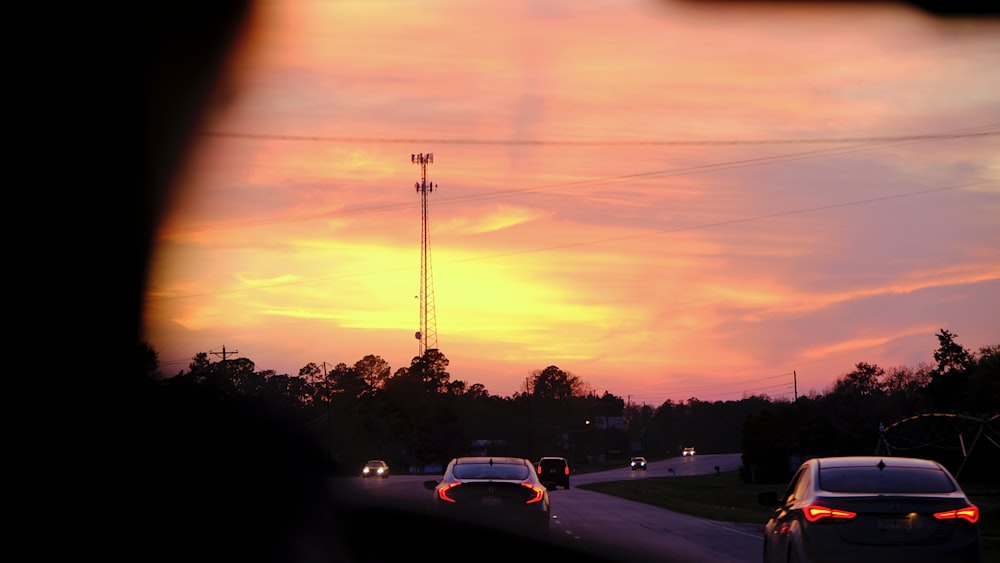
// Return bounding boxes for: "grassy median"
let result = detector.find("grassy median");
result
[577,469,776,524]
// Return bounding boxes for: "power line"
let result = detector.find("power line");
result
[619,372,797,403]
[162,127,999,237]
[201,127,999,147]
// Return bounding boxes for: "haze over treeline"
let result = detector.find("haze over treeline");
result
[138,329,998,483]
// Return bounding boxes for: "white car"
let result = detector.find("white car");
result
[361,459,389,478]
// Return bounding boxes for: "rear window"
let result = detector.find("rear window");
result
[819,466,957,494]
[539,458,567,469]
[454,463,530,480]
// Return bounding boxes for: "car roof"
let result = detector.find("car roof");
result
[812,456,946,470]
[454,456,530,464]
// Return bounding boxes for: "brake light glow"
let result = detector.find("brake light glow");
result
[802,504,857,522]
[437,482,459,503]
[522,484,545,504]
[934,505,979,524]
[564,466,570,476]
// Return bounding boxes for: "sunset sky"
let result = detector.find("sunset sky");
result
[143,0,999,405]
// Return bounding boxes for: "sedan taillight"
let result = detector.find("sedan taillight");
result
[934,504,979,524]
[521,483,545,504]
[437,482,459,503]
[522,484,545,504]
[802,504,857,522]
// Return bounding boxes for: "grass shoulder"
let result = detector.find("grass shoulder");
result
[577,470,775,524]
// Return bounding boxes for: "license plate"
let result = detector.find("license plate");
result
[878,517,911,531]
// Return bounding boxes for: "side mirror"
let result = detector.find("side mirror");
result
[757,491,779,507]
[423,480,439,490]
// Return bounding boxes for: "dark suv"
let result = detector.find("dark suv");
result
[536,457,571,489]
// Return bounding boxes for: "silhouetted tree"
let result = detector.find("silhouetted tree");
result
[965,344,1000,415]
[926,329,974,411]
[137,341,161,380]
[328,362,365,398]
[933,329,975,375]
[741,408,800,483]
[354,354,391,396]
[464,382,489,399]
[189,351,211,373]
[404,349,451,393]
[262,372,313,409]
[531,365,584,400]
[150,332,997,480]
[833,362,885,397]
[298,362,323,383]
[883,363,932,398]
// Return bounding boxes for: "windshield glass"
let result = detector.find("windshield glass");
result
[454,463,531,481]
[819,467,957,493]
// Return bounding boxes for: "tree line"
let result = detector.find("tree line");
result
[137,329,998,483]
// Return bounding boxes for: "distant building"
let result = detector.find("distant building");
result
[469,438,510,456]
[592,416,625,430]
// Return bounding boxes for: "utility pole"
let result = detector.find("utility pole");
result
[210,345,238,362]
[210,345,238,383]
[793,370,798,402]
[411,153,439,356]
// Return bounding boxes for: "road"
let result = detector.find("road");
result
[336,453,765,563]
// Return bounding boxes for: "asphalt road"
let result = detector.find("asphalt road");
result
[336,453,765,563]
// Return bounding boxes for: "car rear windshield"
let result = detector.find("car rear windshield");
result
[819,466,957,494]
[454,463,530,480]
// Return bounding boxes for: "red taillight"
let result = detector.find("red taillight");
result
[564,466,570,476]
[522,484,545,504]
[934,505,979,524]
[802,504,857,523]
[437,483,459,503]
[536,466,542,475]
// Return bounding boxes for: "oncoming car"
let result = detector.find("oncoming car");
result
[682,447,696,457]
[629,456,648,470]
[758,456,982,563]
[424,456,551,540]
[361,459,389,478]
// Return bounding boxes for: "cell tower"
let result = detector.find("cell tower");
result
[411,152,438,356]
